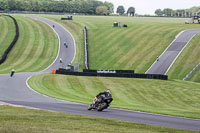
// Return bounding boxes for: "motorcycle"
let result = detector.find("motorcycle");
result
[88,96,112,111]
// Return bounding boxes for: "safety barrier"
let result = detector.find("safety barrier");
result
[56,68,168,80]
[183,63,200,80]
[61,16,72,20]
[0,15,19,64]
[83,69,134,74]
[84,26,89,69]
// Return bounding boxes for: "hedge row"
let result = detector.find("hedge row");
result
[0,15,19,64]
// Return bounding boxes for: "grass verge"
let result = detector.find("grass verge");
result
[28,74,200,119]
[167,33,200,81]
[39,14,85,71]
[40,15,200,73]
[188,66,200,82]
[0,15,15,57]
[0,106,197,133]
[0,16,58,73]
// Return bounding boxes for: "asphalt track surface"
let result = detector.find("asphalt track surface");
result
[0,17,200,131]
[146,29,200,75]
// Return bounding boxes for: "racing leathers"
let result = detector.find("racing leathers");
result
[95,90,113,107]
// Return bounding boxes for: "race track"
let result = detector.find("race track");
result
[146,29,200,75]
[29,16,76,72]
[0,16,200,131]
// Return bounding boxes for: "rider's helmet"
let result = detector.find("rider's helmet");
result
[106,89,110,93]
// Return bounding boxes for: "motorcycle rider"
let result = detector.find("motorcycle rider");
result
[94,89,113,107]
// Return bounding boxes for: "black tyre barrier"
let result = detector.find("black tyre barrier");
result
[56,68,168,80]
[84,26,89,69]
[61,16,72,20]
[0,15,19,64]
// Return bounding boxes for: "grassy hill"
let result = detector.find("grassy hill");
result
[0,16,58,73]
[27,15,200,120]
[39,15,200,81]
[28,74,200,119]
[42,15,200,74]
[167,33,200,81]
[2,15,198,77]
[0,15,15,57]
[188,67,200,82]
[1,15,200,130]
[38,14,85,71]
[43,15,200,82]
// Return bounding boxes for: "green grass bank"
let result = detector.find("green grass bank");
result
[0,16,58,73]
[28,74,200,119]
[0,15,15,57]
[41,15,200,75]
[26,15,200,120]
[188,67,200,82]
[167,33,200,81]
[38,14,85,71]
[1,15,198,130]
[0,106,197,133]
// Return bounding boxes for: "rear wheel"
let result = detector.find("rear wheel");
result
[88,104,93,110]
[97,104,102,111]
[97,102,107,111]
[102,102,108,110]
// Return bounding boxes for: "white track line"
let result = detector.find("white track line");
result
[25,16,80,105]
[165,32,197,75]
[5,16,200,124]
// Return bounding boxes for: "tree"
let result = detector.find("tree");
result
[104,1,114,14]
[92,0,104,14]
[96,6,108,15]
[163,8,173,17]
[0,0,114,15]
[0,0,8,10]
[31,0,42,12]
[177,9,185,17]
[117,5,125,15]
[155,9,163,16]
[81,1,95,14]
[197,9,200,16]
[8,0,17,10]
[127,7,135,16]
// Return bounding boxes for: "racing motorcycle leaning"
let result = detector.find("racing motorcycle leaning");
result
[88,96,113,111]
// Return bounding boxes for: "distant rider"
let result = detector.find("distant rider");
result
[94,89,113,107]
[10,69,15,77]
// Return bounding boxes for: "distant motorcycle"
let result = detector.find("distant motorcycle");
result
[88,96,112,111]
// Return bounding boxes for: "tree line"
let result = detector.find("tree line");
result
[0,0,114,15]
[116,5,136,16]
[155,6,200,17]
